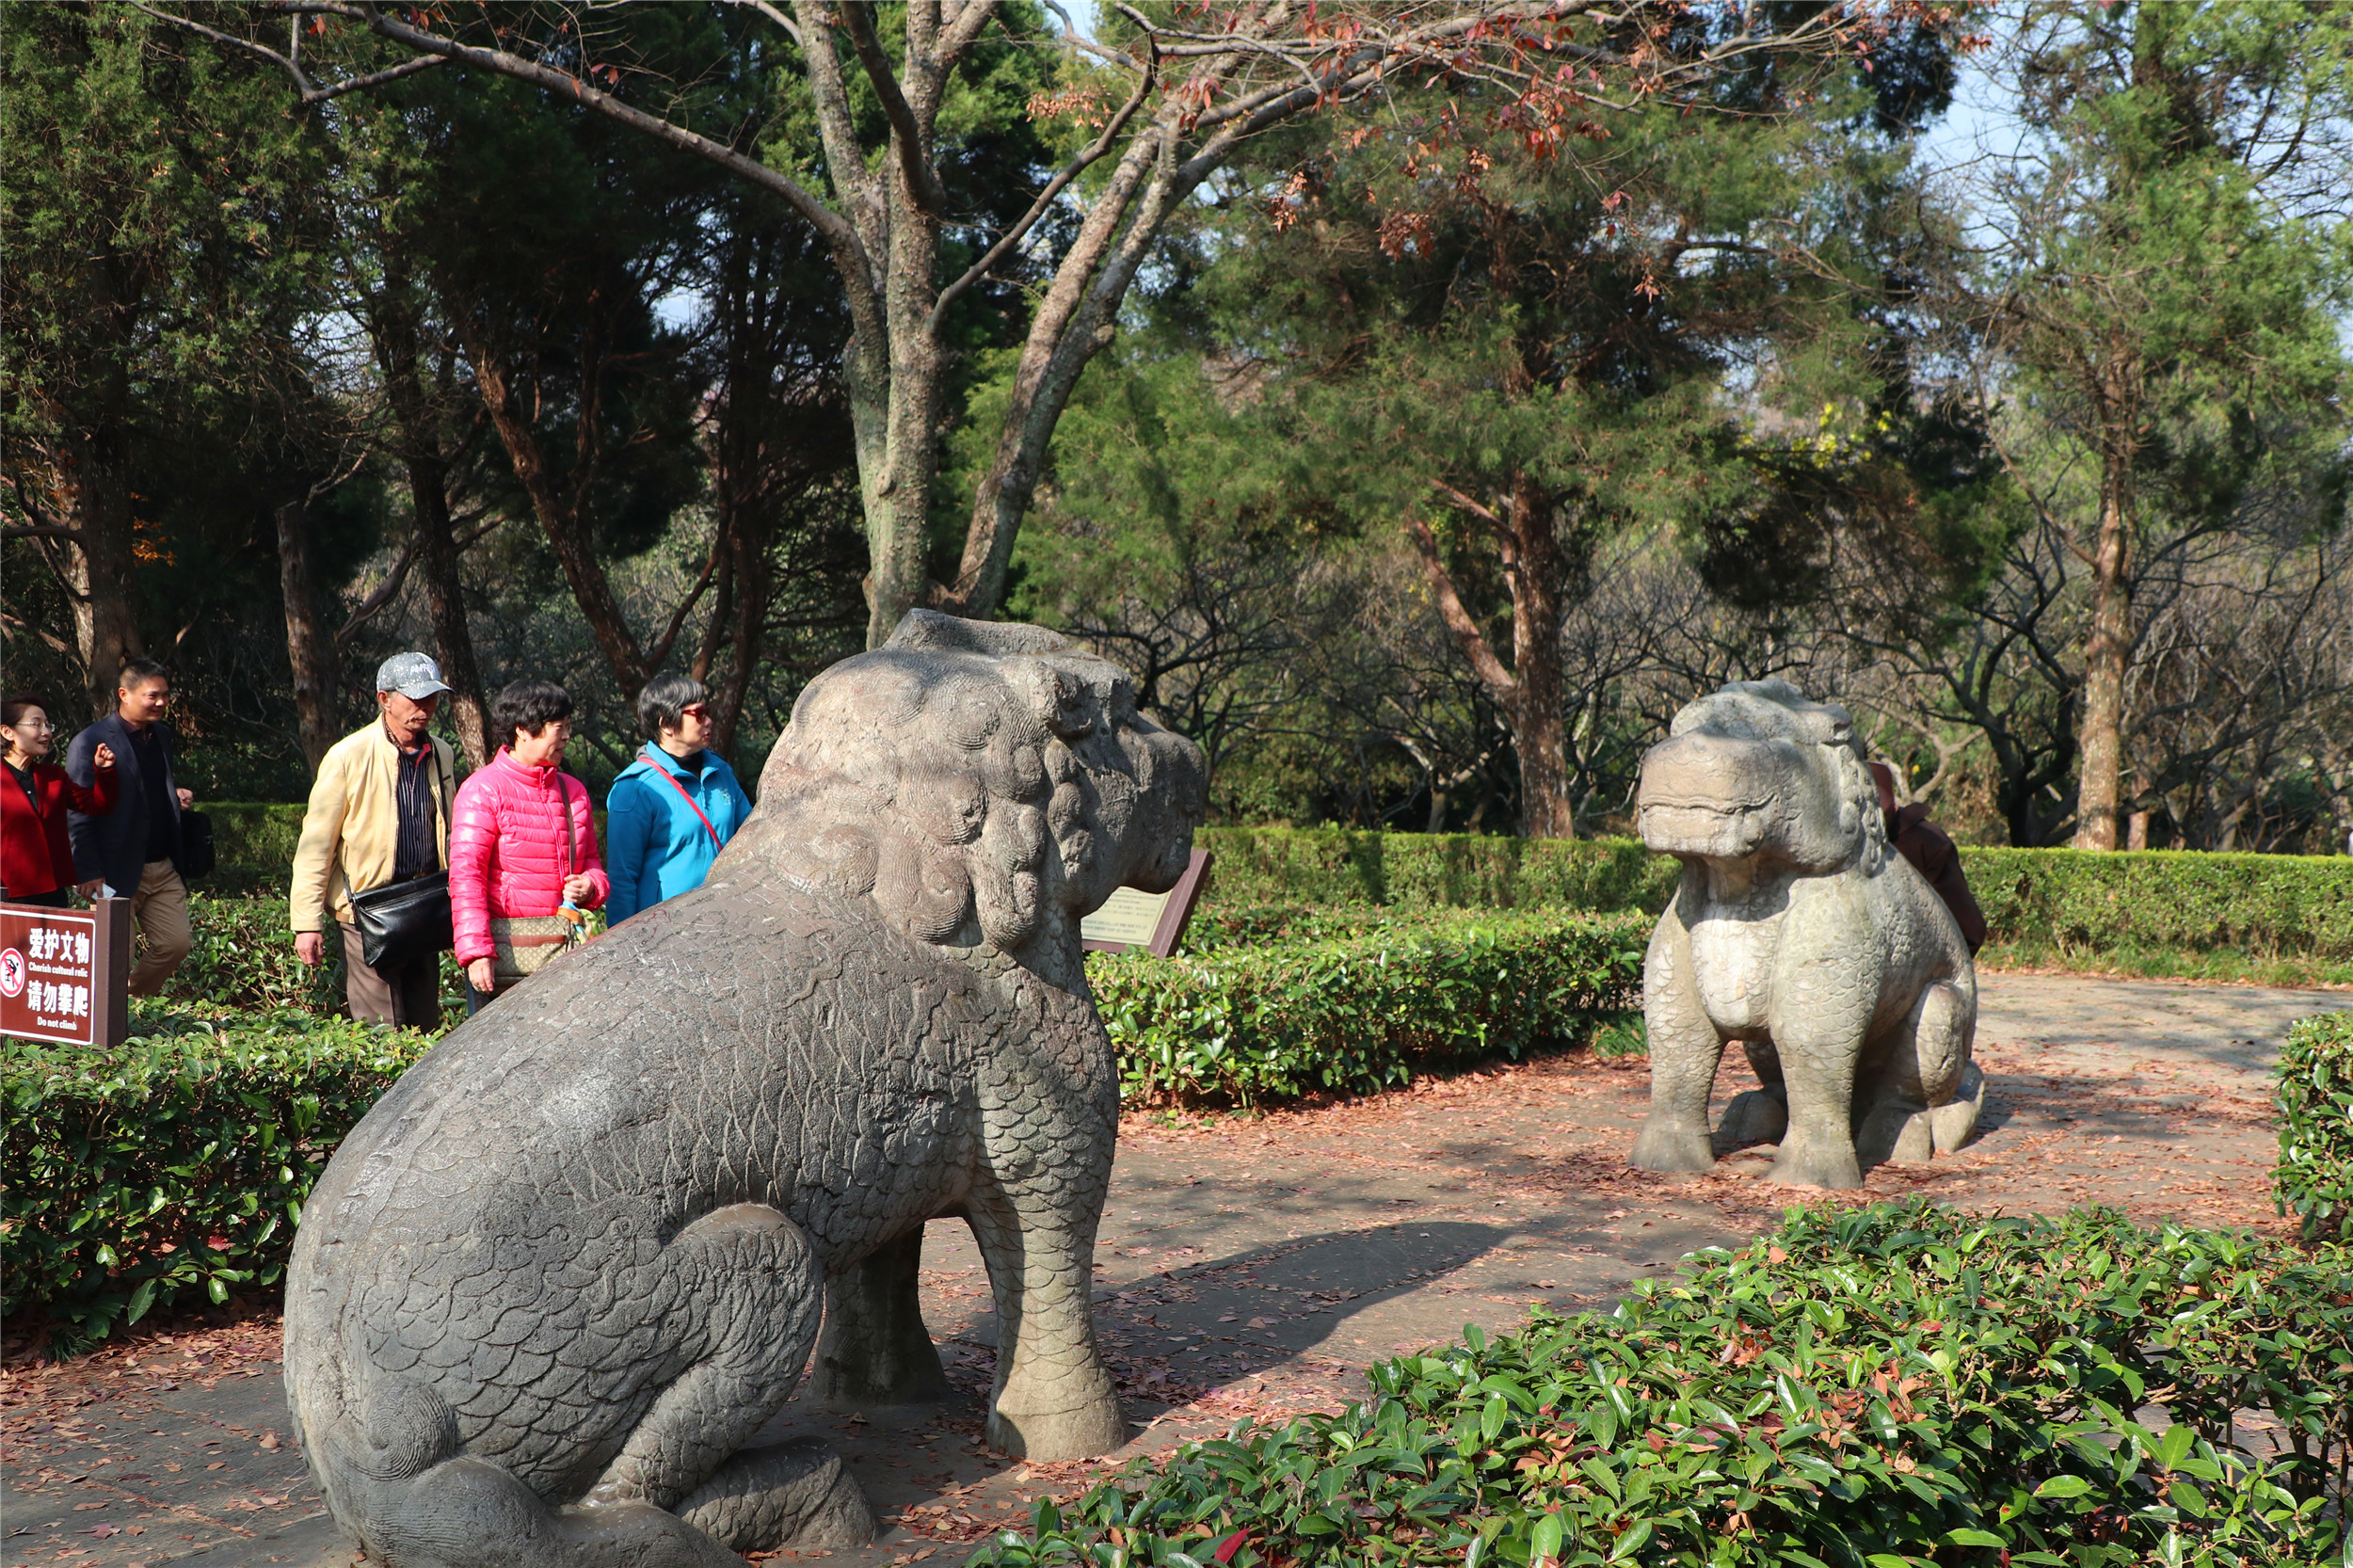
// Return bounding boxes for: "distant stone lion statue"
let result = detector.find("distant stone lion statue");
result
[1628,680,1982,1190]
[283,611,1208,1568]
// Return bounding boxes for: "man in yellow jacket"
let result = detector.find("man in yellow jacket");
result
[290,653,458,1028]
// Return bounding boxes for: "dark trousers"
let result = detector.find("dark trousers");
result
[5,888,70,907]
[339,922,441,1032]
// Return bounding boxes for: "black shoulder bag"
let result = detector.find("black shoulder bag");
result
[178,809,216,880]
[348,748,455,969]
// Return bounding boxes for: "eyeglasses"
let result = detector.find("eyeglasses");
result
[11,718,51,732]
[680,704,710,720]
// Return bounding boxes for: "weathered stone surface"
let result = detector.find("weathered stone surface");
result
[1629,680,1979,1190]
[280,611,1207,1568]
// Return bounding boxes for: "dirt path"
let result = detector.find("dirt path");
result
[5,973,2341,1567]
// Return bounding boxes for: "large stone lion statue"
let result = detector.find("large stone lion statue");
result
[1628,680,1982,1190]
[283,611,1208,1568]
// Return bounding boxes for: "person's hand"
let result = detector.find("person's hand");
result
[561,874,595,904]
[90,744,116,771]
[467,957,496,995]
[75,878,103,899]
[176,787,195,808]
[296,931,324,967]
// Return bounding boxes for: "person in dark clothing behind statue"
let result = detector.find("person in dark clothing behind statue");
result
[67,658,198,994]
[1868,760,1987,953]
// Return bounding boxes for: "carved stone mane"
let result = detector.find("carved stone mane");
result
[723,610,1197,954]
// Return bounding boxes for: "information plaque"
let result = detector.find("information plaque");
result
[1080,849,1211,959]
[0,898,131,1048]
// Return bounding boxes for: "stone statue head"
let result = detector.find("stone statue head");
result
[1636,679,1886,874]
[720,611,1207,951]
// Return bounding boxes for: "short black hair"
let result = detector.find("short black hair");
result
[118,657,168,693]
[492,680,573,745]
[635,674,708,741]
[3,692,46,730]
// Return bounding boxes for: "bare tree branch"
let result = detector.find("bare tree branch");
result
[130,1,446,101]
[715,0,803,51]
[929,39,1159,330]
[835,2,950,215]
[1403,511,1516,696]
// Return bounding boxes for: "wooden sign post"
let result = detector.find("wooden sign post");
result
[1080,849,1212,959]
[0,897,131,1048]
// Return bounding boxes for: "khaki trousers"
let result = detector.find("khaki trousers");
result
[123,859,193,998]
[338,922,441,1032]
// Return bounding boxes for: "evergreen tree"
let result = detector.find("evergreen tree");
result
[1955,0,2353,848]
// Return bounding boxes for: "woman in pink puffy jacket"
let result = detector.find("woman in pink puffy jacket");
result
[451,680,609,1009]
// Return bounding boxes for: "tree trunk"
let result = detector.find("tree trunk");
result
[1506,478,1574,840]
[275,498,342,771]
[54,425,143,720]
[371,282,492,768]
[409,473,491,770]
[458,319,651,694]
[852,322,937,649]
[1401,475,1577,842]
[2073,455,2134,850]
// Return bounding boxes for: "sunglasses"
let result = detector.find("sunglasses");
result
[680,704,711,720]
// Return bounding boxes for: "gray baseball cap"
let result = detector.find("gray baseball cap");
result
[376,652,453,699]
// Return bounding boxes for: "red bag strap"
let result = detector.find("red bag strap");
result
[648,752,722,850]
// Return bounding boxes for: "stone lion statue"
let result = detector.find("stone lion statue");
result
[283,611,1207,1568]
[1628,680,1982,1190]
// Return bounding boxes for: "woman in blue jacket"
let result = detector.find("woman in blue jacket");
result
[604,676,754,924]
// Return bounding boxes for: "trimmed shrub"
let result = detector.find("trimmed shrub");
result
[1,1007,438,1353]
[1191,827,2353,976]
[201,802,611,899]
[1195,826,1677,916]
[199,812,2353,966]
[169,895,343,1013]
[1,911,1636,1338]
[2276,1013,2353,1243]
[1964,848,2353,973]
[1093,909,1647,1106]
[976,1202,2352,1568]
[200,801,307,898]
[164,897,478,1015]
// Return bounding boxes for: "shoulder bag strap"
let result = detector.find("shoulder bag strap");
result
[648,755,722,851]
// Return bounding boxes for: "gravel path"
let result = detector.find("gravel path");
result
[5,972,2343,1567]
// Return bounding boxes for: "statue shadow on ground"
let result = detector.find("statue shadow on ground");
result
[736,1219,1520,1551]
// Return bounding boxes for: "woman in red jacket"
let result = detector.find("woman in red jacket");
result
[2,693,119,907]
[450,680,608,1010]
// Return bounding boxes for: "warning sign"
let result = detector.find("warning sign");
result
[0,900,129,1048]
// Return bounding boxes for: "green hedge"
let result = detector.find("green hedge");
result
[978,1201,2352,1568]
[1193,826,1678,919]
[1963,848,2353,978]
[201,810,2353,966]
[1188,827,2353,975]
[2,906,1640,1342]
[2276,1013,2353,1244]
[1095,909,1647,1107]
[171,895,344,1013]
[202,802,609,898]
[199,802,308,897]
[1,1009,438,1354]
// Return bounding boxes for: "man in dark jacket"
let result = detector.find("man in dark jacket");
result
[1868,761,1987,953]
[67,658,198,995]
